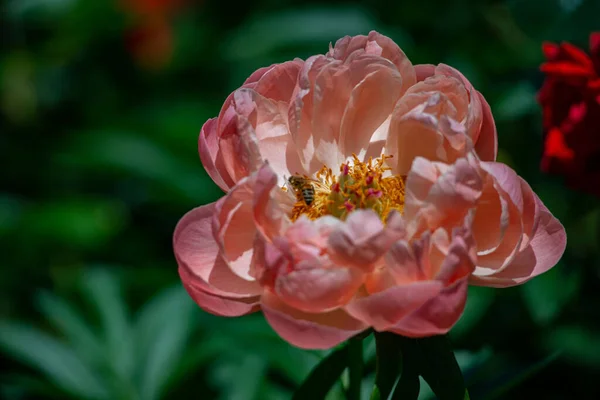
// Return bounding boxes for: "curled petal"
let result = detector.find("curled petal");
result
[275,266,364,313]
[253,59,303,103]
[473,92,498,161]
[328,209,401,270]
[404,155,483,236]
[340,66,403,158]
[174,203,262,297]
[198,118,235,191]
[261,291,367,349]
[390,278,469,337]
[471,198,566,287]
[220,89,306,184]
[252,163,291,241]
[212,177,259,282]
[345,282,443,331]
[179,266,260,317]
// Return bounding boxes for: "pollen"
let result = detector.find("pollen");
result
[285,154,405,222]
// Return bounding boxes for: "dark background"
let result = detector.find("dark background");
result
[1,0,600,399]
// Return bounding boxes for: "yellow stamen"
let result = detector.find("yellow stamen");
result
[284,154,405,222]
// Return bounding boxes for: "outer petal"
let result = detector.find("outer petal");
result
[174,203,261,297]
[198,118,235,191]
[261,291,368,349]
[390,279,469,337]
[220,89,306,185]
[345,282,443,331]
[179,266,260,317]
[212,176,259,282]
[470,198,566,287]
[473,92,498,161]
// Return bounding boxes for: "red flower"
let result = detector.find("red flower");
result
[538,33,600,196]
[120,0,187,70]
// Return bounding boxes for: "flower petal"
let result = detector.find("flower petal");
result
[340,67,402,158]
[470,198,566,287]
[473,92,498,161]
[261,291,368,349]
[213,177,259,282]
[179,266,260,317]
[328,209,401,270]
[345,282,443,331]
[390,278,469,337]
[404,156,483,236]
[198,118,235,191]
[174,203,261,297]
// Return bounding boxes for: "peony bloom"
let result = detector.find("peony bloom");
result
[538,32,600,197]
[174,31,566,349]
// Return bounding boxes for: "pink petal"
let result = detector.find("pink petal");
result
[220,89,306,184]
[253,60,303,103]
[275,266,364,313]
[473,91,498,161]
[383,234,432,284]
[261,291,368,349]
[252,163,290,241]
[433,64,483,143]
[174,203,261,297]
[179,266,260,317]
[389,278,469,337]
[288,55,336,172]
[198,118,235,191]
[404,156,483,236]
[473,163,527,275]
[414,64,436,82]
[387,82,474,175]
[433,219,476,283]
[328,209,402,270]
[470,198,566,287]
[345,281,443,331]
[340,67,402,158]
[212,177,258,282]
[329,31,416,94]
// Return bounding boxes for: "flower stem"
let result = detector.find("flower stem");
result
[347,337,364,400]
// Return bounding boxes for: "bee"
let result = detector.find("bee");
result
[287,175,318,206]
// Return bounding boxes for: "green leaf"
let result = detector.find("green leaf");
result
[134,285,196,400]
[543,326,600,367]
[36,291,103,365]
[477,351,560,400]
[370,332,403,400]
[212,354,268,400]
[0,321,109,400]
[224,7,384,61]
[493,82,538,121]
[521,264,581,325]
[450,287,496,338]
[292,344,349,400]
[80,268,134,387]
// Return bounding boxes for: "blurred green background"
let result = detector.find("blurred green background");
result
[1,0,600,399]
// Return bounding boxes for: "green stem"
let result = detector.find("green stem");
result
[370,332,403,400]
[347,337,364,400]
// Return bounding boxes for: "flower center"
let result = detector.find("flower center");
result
[284,154,405,222]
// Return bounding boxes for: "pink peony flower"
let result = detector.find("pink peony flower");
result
[174,31,566,349]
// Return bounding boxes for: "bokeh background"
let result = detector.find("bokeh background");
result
[1,0,600,399]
